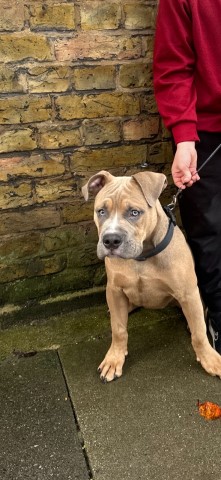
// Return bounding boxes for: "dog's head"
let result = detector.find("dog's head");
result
[82,170,167,260]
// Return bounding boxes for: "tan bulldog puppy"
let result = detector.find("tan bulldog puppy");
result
[82,170,221,382]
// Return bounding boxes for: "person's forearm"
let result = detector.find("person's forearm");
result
[153,0,199,144]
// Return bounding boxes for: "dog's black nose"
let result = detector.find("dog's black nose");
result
[103,233,122,250]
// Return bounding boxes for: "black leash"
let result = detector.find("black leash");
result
[167,142,221,211]
[136,143,221,261]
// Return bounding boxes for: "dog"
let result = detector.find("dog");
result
[82,170,221,382]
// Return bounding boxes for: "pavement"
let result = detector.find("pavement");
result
[0,304,221,480]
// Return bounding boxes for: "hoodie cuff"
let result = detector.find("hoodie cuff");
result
[172,122,199,144]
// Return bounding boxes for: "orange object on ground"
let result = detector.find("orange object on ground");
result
[198,400,221,420]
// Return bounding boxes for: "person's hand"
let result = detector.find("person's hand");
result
[171,141,200,189]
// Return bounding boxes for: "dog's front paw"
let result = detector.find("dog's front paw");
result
[98,346,127,382]
[196,343,221,378]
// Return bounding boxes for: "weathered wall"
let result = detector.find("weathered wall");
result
[0,0,173,310]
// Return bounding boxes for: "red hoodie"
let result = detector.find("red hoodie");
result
[153,0,221,144]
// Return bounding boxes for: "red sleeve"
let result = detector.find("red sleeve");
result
[153,0,199,144]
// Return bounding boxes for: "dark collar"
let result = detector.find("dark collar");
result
[135,206,176,261]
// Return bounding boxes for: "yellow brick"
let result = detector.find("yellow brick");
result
[0,95,52,124]
[55,33,142,61]
[0,232,41,260]
[36,178,78,203]
[0,1,24,31]
[0,207,61,235]
[0,65,24,93]
[55,92,140,120]
[0,154,65,181]
[0,33,53,62]
[38,126,82,149]
[62,200,94,224]
[123,117,160,140]
[149,141,173,164]
[0,182,33,209]
[83,119,121,145]
[0,254,66,283]
[142,94,158,114]
[124,5,156,30]
[28,4,75,30]
[143,36,154,62]
[28,96,53,124]
[73,66,115,91]
[119,63,153,88]
[80,3,121,30]
[0,129,37,153]
[70,145,147,173]
[26,66,70,93]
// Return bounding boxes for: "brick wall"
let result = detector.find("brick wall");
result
[0,0,173,310]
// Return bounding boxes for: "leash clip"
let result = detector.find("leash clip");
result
[163,205,177,226]
[167,194,177,211]
[167,187,183,211]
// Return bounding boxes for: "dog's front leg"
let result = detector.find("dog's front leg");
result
[98,284,129,382]
[181,289,221,378]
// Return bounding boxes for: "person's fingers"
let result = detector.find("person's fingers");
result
[191,172,200,182]
[172,174,187,189]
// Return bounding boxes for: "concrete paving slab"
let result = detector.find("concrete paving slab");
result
[0,351,89,480]
[60,315,221,480]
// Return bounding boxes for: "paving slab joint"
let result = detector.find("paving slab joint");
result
[57,351,94,480]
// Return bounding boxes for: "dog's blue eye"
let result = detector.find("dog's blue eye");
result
[97,209,106,216]
[130,209,140,217]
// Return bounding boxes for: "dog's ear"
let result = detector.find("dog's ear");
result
[82,170,114,201]
[132,171,167,207]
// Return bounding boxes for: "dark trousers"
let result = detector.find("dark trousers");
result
[178,132,221,315]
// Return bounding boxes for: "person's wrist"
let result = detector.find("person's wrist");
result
[176,141,195,150]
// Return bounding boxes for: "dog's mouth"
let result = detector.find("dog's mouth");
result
[97,243,142,260]
[106,249,122,257]
[98,247,122,260]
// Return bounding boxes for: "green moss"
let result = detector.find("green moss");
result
[0,304,184,363]
[1,266,100,305]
